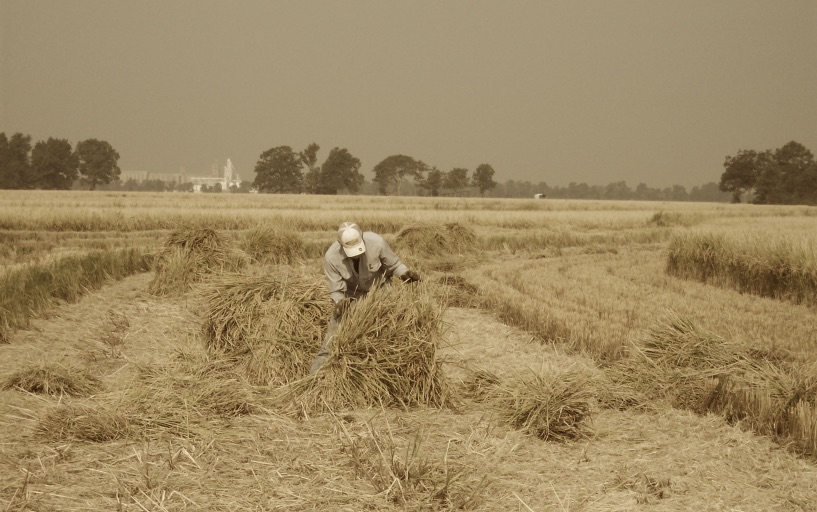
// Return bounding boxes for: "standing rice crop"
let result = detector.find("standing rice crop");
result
[667,231,817,306]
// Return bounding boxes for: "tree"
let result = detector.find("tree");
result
[30,137,78,189]
[253,146,303,193]
[300,143,321,194]
[418,167,444,196]
[471,163,497,197]
[75,139,121,190]
[371,155,426,195]
[0,132,33,189]
[442,167,469,195]
[319,147,363,194]
[726,141,817,205]
[719,149,767,203]
[772,141,816,204]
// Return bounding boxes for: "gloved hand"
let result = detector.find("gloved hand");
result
[333,297,356,317]
[401,269,422,283]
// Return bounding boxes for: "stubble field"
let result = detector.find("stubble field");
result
[1,190,817,511]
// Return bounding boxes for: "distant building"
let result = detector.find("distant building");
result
[119,159,244,192]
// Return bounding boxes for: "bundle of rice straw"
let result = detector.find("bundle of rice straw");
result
[275,281,448,413]
[38,403,130,442]
[148,227,247,296]
[202,267,332,385]
[489,364,595,442]
[395,222,477,257]
[3,363,100,397]
[241,225,305,264]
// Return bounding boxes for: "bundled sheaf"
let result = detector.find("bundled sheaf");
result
[489,365,595,442]
[38,403,131,442]
[276,282,449,413]
[395,222,477,257]
[3,362,100,397]
[201,268,332,385]
[241,225,306,264]
[148,227,247,296]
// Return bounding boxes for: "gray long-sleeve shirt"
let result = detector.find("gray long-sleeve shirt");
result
[323,231,409,303]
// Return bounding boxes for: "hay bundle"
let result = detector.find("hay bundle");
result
[3,363,100,397]
[241,225,305,264]
[490,365,595,442]
[202,268,332,385]
[277,282,448,412]
[38,403,130,442]
[148,227,247,296]
[113,361,258,438]
[638,314,745,370]
[396,222,477,257]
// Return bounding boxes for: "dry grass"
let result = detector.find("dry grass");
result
[201,267,331,385]
[275,282,449,413]
[3,363,100,397]
[148,227,248,296]
[430,273,481,308]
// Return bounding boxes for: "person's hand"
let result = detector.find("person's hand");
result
[401,269,422,283]
[334,297,356,317]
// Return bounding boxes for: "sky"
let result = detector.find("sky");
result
[1,0,815,188]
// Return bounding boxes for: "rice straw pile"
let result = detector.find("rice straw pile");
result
[120,361,258,438]
[241,225,306,264]
[395,222,477,257]
[38,403,131,442]
[3,363,100,397]
[488,364,595,442]
[275,281,448,413]
[202,267,332,385]
[148,227,247,296]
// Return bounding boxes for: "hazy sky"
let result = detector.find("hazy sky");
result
[2,0,815,188]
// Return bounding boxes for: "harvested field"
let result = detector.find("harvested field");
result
[1,191,817,511]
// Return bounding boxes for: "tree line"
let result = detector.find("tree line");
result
[0,132,121,190]
[719,141,817,204]
[0,131,738,203]
[251,144,498,197]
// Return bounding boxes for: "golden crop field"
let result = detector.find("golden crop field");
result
[1,189,817,511]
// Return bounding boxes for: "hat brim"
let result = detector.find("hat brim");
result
[342,240,366,257]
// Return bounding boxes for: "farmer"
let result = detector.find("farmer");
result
[309,221,421,374]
